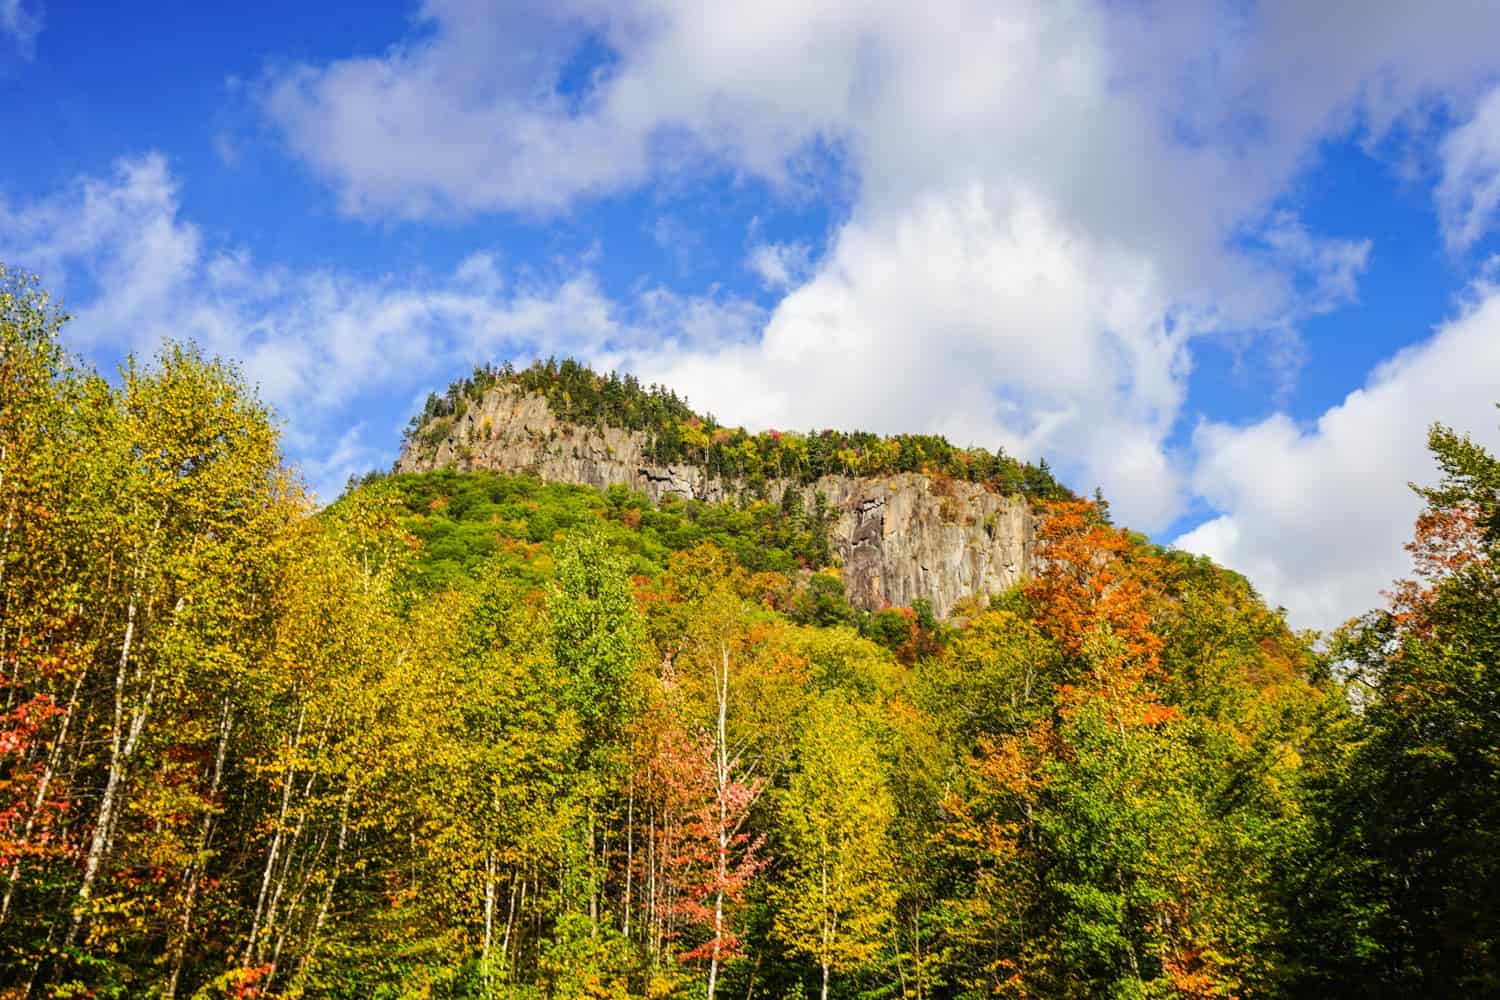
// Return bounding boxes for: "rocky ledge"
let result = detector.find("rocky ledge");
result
[397,386,1034,617]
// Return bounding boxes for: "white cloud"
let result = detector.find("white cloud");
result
[256,0,1500,535]
[1257,212,1372,315]
[746,241,811,291]
[13,2,1500,625]
[628,185,1195,524]
[1176,281,1500,630]
[0,0,41,59]
[1438,84,1500,253]
[650,215,704,274]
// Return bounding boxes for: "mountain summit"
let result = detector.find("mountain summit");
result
[398,359,1073,615]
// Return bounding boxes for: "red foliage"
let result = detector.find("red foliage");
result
[1387,503,1486,633]
[0,643,70,872]
[225,963,275,998]
[1025,499,1175,728]
[642,722,766,966]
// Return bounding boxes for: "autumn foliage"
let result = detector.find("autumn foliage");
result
[2,267,1495,998]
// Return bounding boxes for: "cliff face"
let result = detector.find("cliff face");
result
[397,386,1034,616]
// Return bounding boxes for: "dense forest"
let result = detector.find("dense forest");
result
[2,264,1499,998]
[403,359,1072,502]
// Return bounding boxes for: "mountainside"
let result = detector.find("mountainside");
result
[11,275,1496,998]
[397,362,1062,615]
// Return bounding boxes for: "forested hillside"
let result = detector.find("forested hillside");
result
[3,266,1499,998]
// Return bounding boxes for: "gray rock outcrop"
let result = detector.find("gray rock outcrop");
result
[397,386,1035,617]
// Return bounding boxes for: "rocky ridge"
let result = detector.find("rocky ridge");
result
[397,385,1035,616]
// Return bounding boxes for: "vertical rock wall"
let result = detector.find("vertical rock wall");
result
[397,386,1034,616]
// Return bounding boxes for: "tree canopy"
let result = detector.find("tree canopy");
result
[1,266,1496,998]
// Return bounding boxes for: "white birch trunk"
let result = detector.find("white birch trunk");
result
[481,850,497,998]
[244,703,304,964]
[706,642,731,1000]
[623,777,634,938]
[66,605,153,947]
[163,697,234,1000]
[295,781,352,988]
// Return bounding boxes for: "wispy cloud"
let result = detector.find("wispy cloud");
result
[0,154,759,502]
[1438,84,1500,254]
[0,0,42,59]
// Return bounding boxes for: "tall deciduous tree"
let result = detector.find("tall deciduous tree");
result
[550,526,644,933]
[774,692,896,1000]
[659,588,772,1000]
[1296,416,1500,997]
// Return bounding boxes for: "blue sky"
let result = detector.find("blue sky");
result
[5,0,1500,630]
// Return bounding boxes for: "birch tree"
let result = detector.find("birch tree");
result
[774,692,896,1000]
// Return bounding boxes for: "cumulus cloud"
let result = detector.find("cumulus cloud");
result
[630,186,1195,523]
[1176,281,1500,630]
[256,0,1500,537]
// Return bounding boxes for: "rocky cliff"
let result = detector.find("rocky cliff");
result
[397,385,1035,617]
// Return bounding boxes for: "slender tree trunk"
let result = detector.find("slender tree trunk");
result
[821,961,830,1000]
[587,804,599,937]
[744,951,762,1000]
[163,697,234,1000]
[296,782,351,987]
[499,877,518,981]
[708,884,725,1000]
[245,703,304,965]
[66,636,153,947]
[914,906,924,1000]
[624,776,634,938]
[261,761,320,975]
[647,806,658,962]
[67,518,165,948]
[513,877,528,972]
[269,824,329,982]
[707,642,731,1000]
[482,850,497,998]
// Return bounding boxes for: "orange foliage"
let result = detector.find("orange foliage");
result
[1387,503,1486,632]
[741,571,793,612]
[1025,499,1164,673]
[1024,500,1174,730]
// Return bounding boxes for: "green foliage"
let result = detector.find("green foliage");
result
[1288,418,1500,997]
[551,527,644,760]
[4,267,1496,1000]
[772,693,897,995]
[790,573,859,628]
[380,469,838,596]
